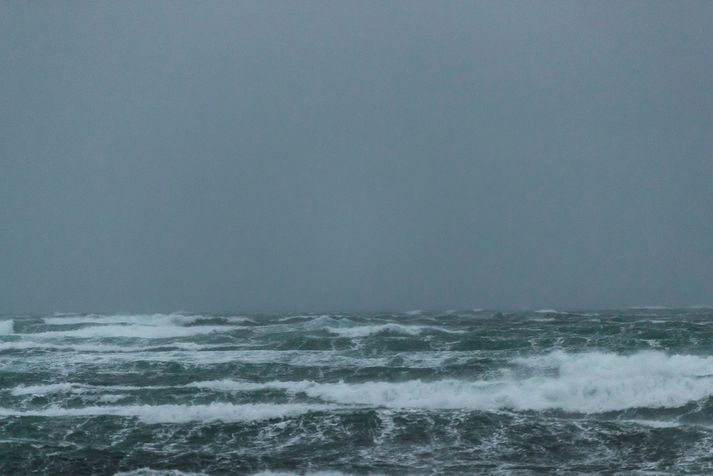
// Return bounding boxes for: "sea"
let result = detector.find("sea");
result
[2,308,713,475]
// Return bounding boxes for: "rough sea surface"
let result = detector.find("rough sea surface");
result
[2,309,713,475]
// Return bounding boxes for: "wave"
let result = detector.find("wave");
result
[8,351,713,414]
[24,324,240,339]
[0,341,227,353]
[325,324,459,338]
[187,351,713,413]
[0,403,334,423]
[4,349,481,373]
[299,315,346,329]
[0,320,13,335]
[29,313,455,340]
[42,313,196,326]
[45,313,256,326]
[8,382,172,396]
[289,316,458,337]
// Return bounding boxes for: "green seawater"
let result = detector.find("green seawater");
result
[2,309,713,475]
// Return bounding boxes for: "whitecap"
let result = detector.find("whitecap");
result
[42,313,197,326]
[0,320,14,335]
[0,341,214,353]
[325,324,459,338]
[623,419,681,429]
[628,306,669,310]
[114,469,210,476]
[251,472,352,476]
[25,324,239,339]
[8,382,171,396]
[0,403,334,423]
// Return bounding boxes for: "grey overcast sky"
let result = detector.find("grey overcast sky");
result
[1,1,711,313]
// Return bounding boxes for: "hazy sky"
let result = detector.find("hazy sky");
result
[1,1,711,313]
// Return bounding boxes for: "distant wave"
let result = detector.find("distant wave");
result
[627,306,670,310]
[0,320,13,335]
[43,313,254,326]
[325,323,460,338]
[8,382,173,396]
[0,341,213,353]
[0,403,334,423]
[26,324,238,339]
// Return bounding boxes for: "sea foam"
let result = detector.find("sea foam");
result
[0,320,13,335]
[26,324,237,339]
[114,469,209,476]
[43,313,255,326]
[325,324,459,338]
[0,403,334,423]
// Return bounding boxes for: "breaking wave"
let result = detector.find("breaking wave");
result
[0,320,13,335]
[179,351,713,413]
[325,323,458,338]
[26,324,236,339]
[0,403,334,423]
[11,350,713,414]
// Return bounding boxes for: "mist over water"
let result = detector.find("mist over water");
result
[2,309,713,474]
[1,2,712,313]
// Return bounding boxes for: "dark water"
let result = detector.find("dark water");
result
[2,308,713,475]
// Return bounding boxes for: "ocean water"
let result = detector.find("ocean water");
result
[2,309,713,475]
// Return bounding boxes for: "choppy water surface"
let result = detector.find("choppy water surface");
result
[3,309,713,475]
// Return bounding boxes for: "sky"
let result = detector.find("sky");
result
[1,1,712,313]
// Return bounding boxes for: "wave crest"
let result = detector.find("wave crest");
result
[189,351,713,413]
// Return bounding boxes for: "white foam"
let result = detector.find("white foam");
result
[42,313,198,326]
[10,383,78,396]
[0,403,334,423]
[326,324,458,338]
[623,419,681,429]
[97,394,128,403]
[0,341,217,353]
[628,306,669,310]
[187,351,713,413]
[251,472,351,476]
[115,469,209,476]
[301,315,351,330]
[9,382,170,396]
[0,348,482,370]
[44,313,256,326]
[26,324,237,339]
[0,320,14,335]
